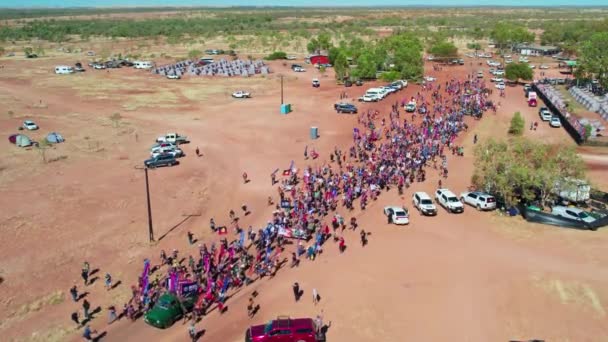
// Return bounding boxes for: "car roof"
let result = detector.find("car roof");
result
[415,191,431,199]
[385,206,404,211]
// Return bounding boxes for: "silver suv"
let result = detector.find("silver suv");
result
[460,191,496,211]
[412,192,437,216]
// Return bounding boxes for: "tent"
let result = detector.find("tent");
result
[8,134,33,147]
[46,132,64,144]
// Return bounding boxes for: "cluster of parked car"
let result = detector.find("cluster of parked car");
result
[539,107,562,128]
[358,80,408,103]
[143,133,188,168]
[383,189,497,226]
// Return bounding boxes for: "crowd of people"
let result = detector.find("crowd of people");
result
[73,74,492,340]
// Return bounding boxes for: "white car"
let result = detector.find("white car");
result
[412,192,437,216]
[358,95,379,102]
[384,206,410,225]
[492,70,505,76]
[503,54,511,59]
[381,86,397,94]
[495,83,505,90]
[424,76,437,82]
[539,64,549,69]
[529,64,536,69]
[505,59,513,64]
[435,189,464,213]
[232,91,251,98]
[293,66,306,72]
[550,116,562,127]
[460,191,496,211]
[519,57,529,63]
[286,55,297,60]
[93,63,106,70]
[551,206,596,223]
[539,107,552,121]
[151,146,183,158]
[490,77,503,83]
[23,120,39,130]
[166,74,181,79]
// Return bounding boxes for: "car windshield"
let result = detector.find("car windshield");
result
[578,211,590,219]
[448,197,459,202]
[421,199,433,205]
[395,210,408,217]
[156,297,172,310]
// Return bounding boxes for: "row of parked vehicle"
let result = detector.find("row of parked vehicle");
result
[383,189,497,225]
[539,107,562,128]
[358,80,408,103]
[143,133,189,168]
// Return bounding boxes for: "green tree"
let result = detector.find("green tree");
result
[579,32,608,90]
[333,50,349,80]
[188,49,201,59]
[508,111,525,136]
[490,23,534,52]
[264,51,287,60]
[428,40,458,60]
[467,42,481,51]
[23,46,33,56]
[505,62,533,82]
[472,138,586,207]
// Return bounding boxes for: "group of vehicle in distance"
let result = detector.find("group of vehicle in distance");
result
[358,79,408,103]
[384,189,497,225]
[143,133,189,168]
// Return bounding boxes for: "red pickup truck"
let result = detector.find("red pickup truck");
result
[245,316,325,342]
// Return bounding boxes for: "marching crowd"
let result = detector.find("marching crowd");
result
[70,74,492,341]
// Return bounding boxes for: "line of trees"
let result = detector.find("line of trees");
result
[320,32,423,81]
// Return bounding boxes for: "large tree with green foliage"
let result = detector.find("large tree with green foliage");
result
[428,40,458,60]
[472,137,586,207]
[578,32,608,90]
[505,62,533,82]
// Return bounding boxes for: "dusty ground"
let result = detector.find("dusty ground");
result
[0,48,607,342]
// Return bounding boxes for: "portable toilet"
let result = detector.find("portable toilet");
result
[310,126,318,139]
[281,103,292,114]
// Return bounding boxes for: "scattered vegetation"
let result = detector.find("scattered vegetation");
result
[264,51,287,60]
[505,62,533,82]
[508,111,525,136]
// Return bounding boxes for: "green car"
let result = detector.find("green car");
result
[144,293,196,329]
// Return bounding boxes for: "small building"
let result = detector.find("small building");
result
[515,44,561,57]
[309,54,330,66]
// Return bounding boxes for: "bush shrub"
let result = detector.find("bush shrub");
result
[508,111,525,136]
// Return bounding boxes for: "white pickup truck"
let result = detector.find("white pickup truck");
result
[156,133,189,144]
[435,188,464,213]
[232,91,251,98]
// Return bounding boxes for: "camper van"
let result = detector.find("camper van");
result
[133,61,154,69]
[54,65,74,74]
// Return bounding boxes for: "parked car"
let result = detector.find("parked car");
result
[529,64,536,69]
[495,82,506,90]
[490,77,503,83]
[477,71,484,78]
[550,116,562,127]
[291,64,305,72]
[405,101,416,113]
[358,95,378,102]
[232,91,251,98]
[246,316,323,342]
[424,76,437,82]
[460,191,496,210]
[156,133,188,144]
[539,107,553,121]
[435,189,464,213]
[144,293,196,329]
[492,70,505,76]
[539,64,549,69]
[334,103,358,114]
[151,146,183,158]
[312,79,320,88]
[355,80,363,86]
[74,62,85,72]
[412,192,437,216]
[551,206,596,223]
[286,55,297,60]
[144,154,178,168]
[166,74,181,80]
[150,142,177,151]
[384,206,410,225]
[381,86,397,94]
[92,63,106,70]
[23,120,39,130]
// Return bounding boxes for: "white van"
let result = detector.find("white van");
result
[54,65,74,74]
[133,61,154,69]
[365,88,384,101]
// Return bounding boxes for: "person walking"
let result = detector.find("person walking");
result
[188,322,197,342]
[70,285,79,302]
[82,299,91,320]
[81,262,90,286]
[82,325,96,341]
[242,172,248,184]
[71,311,80,326]
[104,273,112,291]
[209,218,216,232]
[247,297,256,318]
[187,231,195,245]
[360,230,367,247]
[312,288,319,305]
[108,305,117,324]
[292,282,300,302]
[195,147,200,157]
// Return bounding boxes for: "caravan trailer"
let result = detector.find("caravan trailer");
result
[133,61,154,69]
[54,65,74,74]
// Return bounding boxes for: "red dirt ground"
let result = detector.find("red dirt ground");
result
[0,53,607,342]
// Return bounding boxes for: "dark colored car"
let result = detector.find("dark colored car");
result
[334,103,358,114]
[144,154,178,168]
[246,317,324,342]
[74,62,85,72]
[144,293,196,329]
[344,80,353,87]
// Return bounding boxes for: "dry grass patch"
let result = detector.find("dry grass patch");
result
[122,88,180,111]
[24,324,74,342]
[531,274,606,318]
